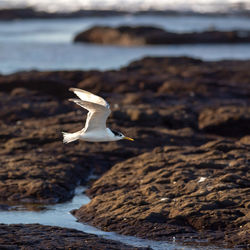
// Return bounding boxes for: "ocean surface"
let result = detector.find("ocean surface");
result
[1,0,250,13]
[0,14,250,74]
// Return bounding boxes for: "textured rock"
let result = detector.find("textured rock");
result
[0,57,249,205]
[0,224,148,250]
[74,25,250,46]
[74,26,163,46]
[198,106,250,136]
[74,139,250,248]
[0,56,249,248]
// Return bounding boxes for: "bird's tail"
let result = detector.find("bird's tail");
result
[62,131,81,144]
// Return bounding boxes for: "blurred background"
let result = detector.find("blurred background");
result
[1,0,250,74]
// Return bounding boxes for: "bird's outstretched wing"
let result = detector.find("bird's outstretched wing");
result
[69,98,111,132]
[69,88,109,108]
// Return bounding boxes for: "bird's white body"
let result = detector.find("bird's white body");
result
[62,88,133,143]
[80,128,120,142]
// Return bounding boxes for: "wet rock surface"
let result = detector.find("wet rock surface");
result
[74,139,250,248]
[198,106,250,136]
[74,25,250,46]
[0,56,249,248]
[0,224,148,249]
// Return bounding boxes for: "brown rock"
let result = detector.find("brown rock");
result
[74,26,164,46]
[198,106,250,137]
[238,135,250,146]
[74,25,250,46]
[0,224,147,249]
[0,56,249,248]
[74,140,250,248]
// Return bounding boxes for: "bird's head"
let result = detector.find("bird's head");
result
[111,129,134,141]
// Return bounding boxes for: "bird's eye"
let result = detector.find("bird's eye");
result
[111,129,121,137]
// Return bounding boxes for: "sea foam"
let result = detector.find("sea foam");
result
[0,0,250,13]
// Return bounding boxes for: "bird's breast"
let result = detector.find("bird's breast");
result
[79,129,114,142]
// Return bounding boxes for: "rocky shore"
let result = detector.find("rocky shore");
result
[0,224,148,249]
[74,26,250,46]
[0,57,249,248]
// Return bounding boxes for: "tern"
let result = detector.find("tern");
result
[62,88,134,143]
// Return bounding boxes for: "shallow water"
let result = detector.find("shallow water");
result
[0,186,226,250]
[1,15,250,74]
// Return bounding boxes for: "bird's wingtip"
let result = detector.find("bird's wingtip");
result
[68,98,78,102]
[69,87,89,94]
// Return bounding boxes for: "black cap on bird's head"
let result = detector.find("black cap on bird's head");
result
[111,129,134,141]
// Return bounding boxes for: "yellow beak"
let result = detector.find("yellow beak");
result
[123,136,134,141]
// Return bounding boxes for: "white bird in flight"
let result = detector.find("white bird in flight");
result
[62,88,134,143]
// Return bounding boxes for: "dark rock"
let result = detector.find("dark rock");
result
[74,140,250,248]
[74,26,164,46]
[199,106,250,137]
[238,135,250,146]
[0,56,249,248]
[0,204,11,211]
[0,224,147,249]
[74,25,250,46]
[144,212,167,223]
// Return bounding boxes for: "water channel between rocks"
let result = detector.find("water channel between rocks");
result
[0,186,227,250]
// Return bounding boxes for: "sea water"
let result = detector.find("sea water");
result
[0,15,250,74]
[1,0,250,13]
